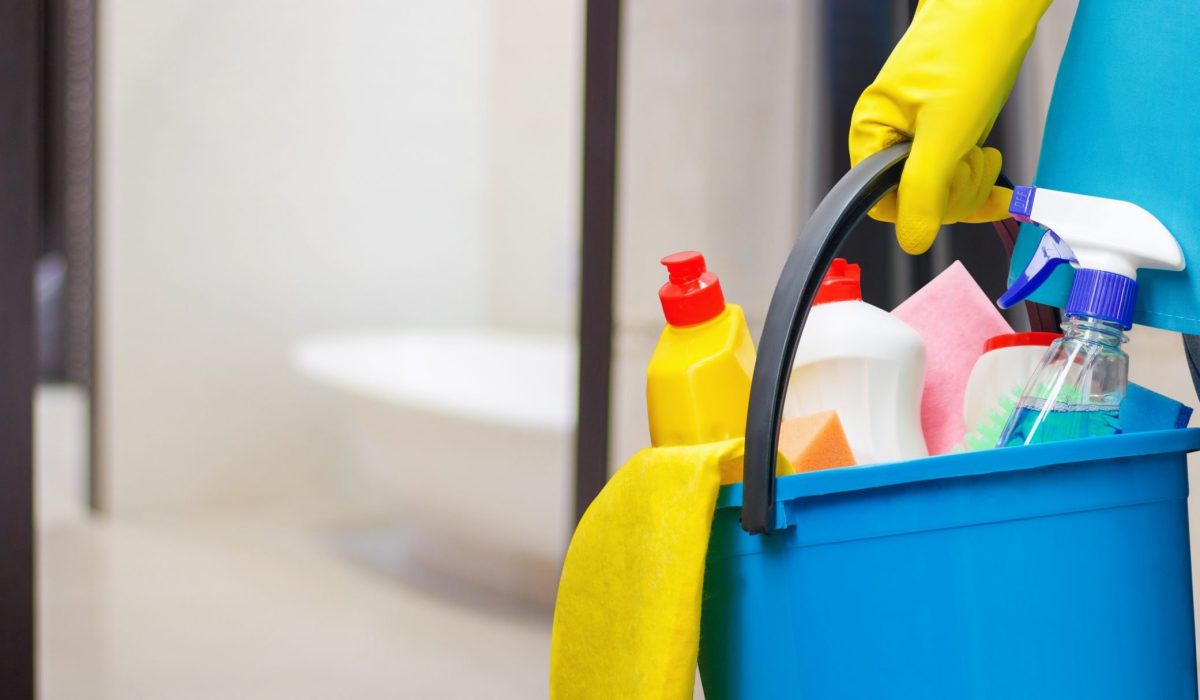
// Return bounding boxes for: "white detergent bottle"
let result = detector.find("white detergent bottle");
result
[784,259,928,463]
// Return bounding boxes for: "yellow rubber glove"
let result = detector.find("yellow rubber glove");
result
[849,0,1052,254]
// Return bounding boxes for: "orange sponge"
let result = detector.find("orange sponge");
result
[778,411,856,473]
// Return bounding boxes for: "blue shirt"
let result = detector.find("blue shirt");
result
[1010,0,1200,334]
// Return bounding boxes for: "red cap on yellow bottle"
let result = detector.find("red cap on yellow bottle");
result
[659,251,726,326]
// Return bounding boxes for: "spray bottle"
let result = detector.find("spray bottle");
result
[995,186,1186,446]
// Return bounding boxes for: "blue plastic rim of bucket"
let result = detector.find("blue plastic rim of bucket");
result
[701,144,1200,698]
[699,429,1200,699]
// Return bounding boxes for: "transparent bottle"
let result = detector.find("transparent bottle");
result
[996,316,1126,447]
[993,185,1185,447]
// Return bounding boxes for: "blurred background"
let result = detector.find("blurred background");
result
[6,0,1192,697]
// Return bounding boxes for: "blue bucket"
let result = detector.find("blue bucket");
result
[699,430,1199,698]
[701,144,1200,698]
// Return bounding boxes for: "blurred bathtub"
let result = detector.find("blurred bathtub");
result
[292,330,576,601]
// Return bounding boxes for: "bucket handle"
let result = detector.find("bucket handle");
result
[740,142,1050,534]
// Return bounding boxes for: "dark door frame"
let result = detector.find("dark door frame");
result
[573,0,621,524]
[0,0,42,694]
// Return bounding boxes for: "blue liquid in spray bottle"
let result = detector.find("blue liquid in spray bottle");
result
[998,318,1125,446]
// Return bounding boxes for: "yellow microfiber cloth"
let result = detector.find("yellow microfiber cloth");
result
[549,438,739,699]
[550,438,789,699]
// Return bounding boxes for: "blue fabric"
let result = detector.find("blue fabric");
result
[1010,0,1200,334]
[1122,382,1193,433]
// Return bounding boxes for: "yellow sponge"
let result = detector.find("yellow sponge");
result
[778,411,856,473]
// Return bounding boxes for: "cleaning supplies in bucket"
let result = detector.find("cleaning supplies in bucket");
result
[783,258,927,463]
[710,141,1200,699]
[997,186,1187,446]
[962,332,1061,450]
[892,260,1014,455]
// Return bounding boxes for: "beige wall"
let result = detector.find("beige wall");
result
[101,0,1195,517]
[99,0,581,511]
[484,1,583,333]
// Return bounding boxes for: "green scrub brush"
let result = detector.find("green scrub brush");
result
[961,386,1021,451]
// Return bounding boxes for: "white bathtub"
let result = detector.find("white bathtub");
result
[292,329,576,603]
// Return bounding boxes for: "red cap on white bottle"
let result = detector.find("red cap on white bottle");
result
[982,331,1062,353]
[814,258,862,305]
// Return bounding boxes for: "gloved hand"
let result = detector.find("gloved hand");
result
[849,0,1052,254]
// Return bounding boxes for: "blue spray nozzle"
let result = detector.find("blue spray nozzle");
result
[1009,185,1037,222]
[998,229,1077,309]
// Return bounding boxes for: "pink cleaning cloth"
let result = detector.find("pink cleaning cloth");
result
[892,261,1013,455]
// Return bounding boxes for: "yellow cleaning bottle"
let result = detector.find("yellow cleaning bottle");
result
[551,252,770,700]
[647,252,755,476]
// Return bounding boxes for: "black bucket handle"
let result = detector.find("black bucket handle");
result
[740,142,1049,534]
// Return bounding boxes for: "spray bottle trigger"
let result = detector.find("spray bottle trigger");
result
[997,229,1077,309]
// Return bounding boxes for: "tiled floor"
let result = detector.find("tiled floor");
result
[38,507,552,699]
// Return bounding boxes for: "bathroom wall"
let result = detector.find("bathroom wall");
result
[610,0,812,467]
[483,0,583,334]
[98,0,580,511]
